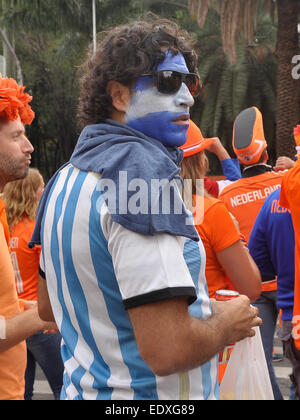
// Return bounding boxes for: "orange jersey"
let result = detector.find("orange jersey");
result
[280,160,300,350]
[0,210,26,400]
[9,218,41,302]
[194,196,240,298]
[0,199,10,247]
[219,170,285,293]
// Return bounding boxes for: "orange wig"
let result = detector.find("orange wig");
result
[0,75,35,125]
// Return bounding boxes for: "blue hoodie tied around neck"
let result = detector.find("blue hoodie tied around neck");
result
[29,120,199,248]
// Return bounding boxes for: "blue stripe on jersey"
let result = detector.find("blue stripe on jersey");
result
[183,238,213,399]
[40,167,62,274]
[184,238,203,319]
[89,191,159,400]
[49,168,79,355]
[47,168,112,400]
[49,167,84,398]
[61,170,113,399]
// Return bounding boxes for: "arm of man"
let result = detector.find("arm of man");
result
[38,274,56,323]
[128,294,260,376]
[274,156,295,172]
[206,137,241,181]
[0,305,57,353]
[104,210,261,377]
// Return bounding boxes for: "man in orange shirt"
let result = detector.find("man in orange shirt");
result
[0,75,55,400]
[279,127,300,398]
[219,106,285,400]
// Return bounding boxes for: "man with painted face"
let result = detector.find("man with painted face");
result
[125,50,193,147]
[34,19,261,400]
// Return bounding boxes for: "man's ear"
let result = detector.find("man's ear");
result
[107,81,130,113]
[263,150,269,163]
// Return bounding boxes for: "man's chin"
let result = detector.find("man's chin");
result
[7,168,29,183]
[162,128,188,148]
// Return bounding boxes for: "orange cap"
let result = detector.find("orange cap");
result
[180,120,215,157]
[233,107,267,165]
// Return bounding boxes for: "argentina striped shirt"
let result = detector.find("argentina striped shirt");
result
[40,164,219,400]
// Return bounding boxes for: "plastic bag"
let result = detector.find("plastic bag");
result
[219,327,274,400]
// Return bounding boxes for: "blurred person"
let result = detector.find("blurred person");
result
[0,75,56,400]
[249,188,299,399]
[279,125,300,394]
[3,168,64,400]
[32,19,261,400]
[219,106,286,400]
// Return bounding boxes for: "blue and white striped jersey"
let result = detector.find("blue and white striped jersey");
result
[40,164,219,400]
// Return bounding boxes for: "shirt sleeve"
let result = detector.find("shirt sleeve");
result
[279,175,290,210]
[101,206,197,310]
[204,177,219,198]
[279,160,300,210]
[248,202,276,277]
[221,158,242,181]
[203,201,240,253]
[39,251,46,279]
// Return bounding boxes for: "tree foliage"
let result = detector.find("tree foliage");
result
[188,0,300,161]
[1,0,139,179]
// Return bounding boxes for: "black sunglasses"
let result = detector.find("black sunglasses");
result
[140,70,202,98]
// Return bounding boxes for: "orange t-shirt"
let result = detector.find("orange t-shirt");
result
[219,171,284,292]
[0,201,26,400]
[0,200,10,248]
[9,218,41,302]
[194,196,240,298]
[280,160,300,350]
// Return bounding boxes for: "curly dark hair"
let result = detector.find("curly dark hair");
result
[77,17,198,128]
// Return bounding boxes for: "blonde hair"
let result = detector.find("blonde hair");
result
[181,151,209,191]
[3,168,43,230]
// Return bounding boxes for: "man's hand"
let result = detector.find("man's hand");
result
[22,300,37,311]
[205,137,230,160]
[274,156,295,172]
[21,300,58,333]
[33,307,58,333]
[211,295,262,345]
[0,305,58,353]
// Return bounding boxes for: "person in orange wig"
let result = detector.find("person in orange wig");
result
[0,75,55,400]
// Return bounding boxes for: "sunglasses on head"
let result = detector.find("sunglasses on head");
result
[140,70,202,98]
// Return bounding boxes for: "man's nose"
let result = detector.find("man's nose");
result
[24,136,34,154]
[175,83,195,108]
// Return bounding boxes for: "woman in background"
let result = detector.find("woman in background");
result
[3,168,64,400]
[180,122,261,301]
[180,122,261,382]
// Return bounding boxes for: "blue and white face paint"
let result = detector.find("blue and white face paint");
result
[125,51,195,147]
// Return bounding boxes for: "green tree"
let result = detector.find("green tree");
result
[193,8,277,160]
[0,0,139,178]
[189,0,300,158]
[137,0,278,172]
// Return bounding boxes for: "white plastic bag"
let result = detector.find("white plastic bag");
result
[219,327,274,400]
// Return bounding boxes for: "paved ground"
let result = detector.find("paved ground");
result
[273,334,293,400]
[32,336,293,401]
